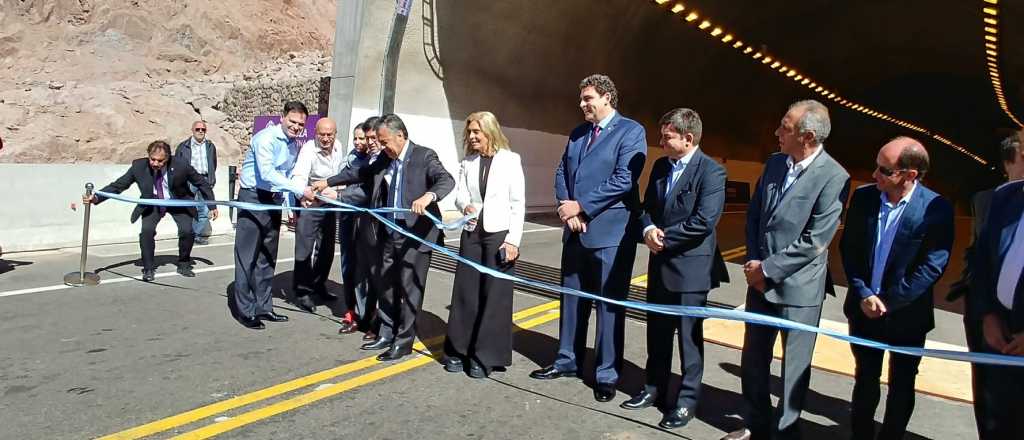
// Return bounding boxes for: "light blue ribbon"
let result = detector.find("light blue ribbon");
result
[93,189,1024,367]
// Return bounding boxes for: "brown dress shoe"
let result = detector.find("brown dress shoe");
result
[338,320,358,334]
[720,429,751,440]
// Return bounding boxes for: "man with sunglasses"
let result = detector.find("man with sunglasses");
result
[839,136,953,440]
[175,121,218,245]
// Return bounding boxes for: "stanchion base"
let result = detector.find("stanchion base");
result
[64,272,100,287]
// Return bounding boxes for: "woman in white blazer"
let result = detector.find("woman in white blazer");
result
[442,111,526,378]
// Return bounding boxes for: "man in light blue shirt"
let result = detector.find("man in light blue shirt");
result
[232,101,315,330]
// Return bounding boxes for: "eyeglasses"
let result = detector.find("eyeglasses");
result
[194,128,207,133]
[876,165,906,177]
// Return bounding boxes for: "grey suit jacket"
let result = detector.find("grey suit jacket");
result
[745,150,850,307]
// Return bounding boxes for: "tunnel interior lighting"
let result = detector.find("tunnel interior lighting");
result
[978,0,1022,128]
[648,0,989,165]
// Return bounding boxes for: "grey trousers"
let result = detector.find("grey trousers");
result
[231,189,282,320]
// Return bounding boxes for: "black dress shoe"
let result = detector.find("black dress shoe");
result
[239,316,265,330]
[659,407,695,429]
[719,428,752,440]
[194,237,210,245]
[360,338,394,351]
[362,331,377,341]
[529,365,577,380]
[337,320,358,334]
[293,295,316,313]
[142,269,155,282]
[594,383,616,402]
[376,346,412,362]
[256,312,289,322]
[442,356,463,373]
[621,389,658,410]
[176,263,196,277]
[467,359,488,379]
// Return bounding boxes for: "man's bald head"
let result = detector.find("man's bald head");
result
[315,117,338,151]
[880,136,929,180]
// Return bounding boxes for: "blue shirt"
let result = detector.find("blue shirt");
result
[869,182,917,296]
[239,124,305,196]
[665,147,698,198]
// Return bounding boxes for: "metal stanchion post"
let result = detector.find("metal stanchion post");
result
[228,165,237,227]
[64,183,100,287]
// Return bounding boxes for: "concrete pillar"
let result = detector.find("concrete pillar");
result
[328,0,367,149]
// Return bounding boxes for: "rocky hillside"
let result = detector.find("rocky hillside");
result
[0,0,336,164]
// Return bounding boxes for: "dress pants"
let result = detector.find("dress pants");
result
[338,215,358,316]
[353,241,381,331]
[974,308,1024,439]
[963,303,994,438]
[644,288,707,411]
[741,288,823,440]
[444,228,514,368]
[139,207,194,270]
[232,189,282,320]
[188,181,211,240]
[293,209,337,303]
[849,320,927,440]
[555,235,635,384]
[378,226,432,349]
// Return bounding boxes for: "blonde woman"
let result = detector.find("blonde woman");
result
[442,111,526,378]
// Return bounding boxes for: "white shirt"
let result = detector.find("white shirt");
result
[291,139,345,187]
[997,210,1024,309]
[385,140,412,222]
[190,137,209,175]
[782,144,823,193]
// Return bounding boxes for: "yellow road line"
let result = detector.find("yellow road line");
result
[168,311,563,439]
[98,300,560,440]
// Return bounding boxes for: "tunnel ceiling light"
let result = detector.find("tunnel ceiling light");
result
[647,0,990,165]
[977,0,1023,128]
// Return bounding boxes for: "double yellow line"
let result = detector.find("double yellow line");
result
[99,300,562,440]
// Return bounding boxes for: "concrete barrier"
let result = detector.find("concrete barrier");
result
[0,164,233,253]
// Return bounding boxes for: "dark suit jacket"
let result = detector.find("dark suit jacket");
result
[840,183,954,335]
[97,157,215,223]
[972,180,1024,333]
[639,149,729,293]
[175,139,218,186]
[327,142,455,252]
[745,150,851,307]
[554,112,647,248]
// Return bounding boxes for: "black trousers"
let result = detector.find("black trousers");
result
[849,320,927,440]
[644,288,707,411]
[741,289,823,440]
[353,242,381,331]
[232,189,282,320]
[378,229,433,349]
[974,308,1024,439]
[293,209,337,302]
[444,228,514,368]
[338,215,357,317]
[139,207,194,270]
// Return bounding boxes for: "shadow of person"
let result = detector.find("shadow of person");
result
[0,258,33,276]
[715,361,933,440]
[95,255,215,273]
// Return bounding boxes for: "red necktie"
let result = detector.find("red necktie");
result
[585,125,601,153]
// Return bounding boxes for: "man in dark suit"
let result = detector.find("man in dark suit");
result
[619,108,727,428]
[840,137,954,440]
[86,140,218,281]
[175,120,218,245]
[323,113,454,362]
[972,130,1024,439]
[724,100,850,440]
[946,132,1022,438]
[530,74,647,403]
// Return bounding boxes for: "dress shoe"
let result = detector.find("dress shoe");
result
[362,331,377,341]
[467,359,488,379]
[256,311,289,322]
[442,356,464,373]
[141,269,155,282]
[593,383,616,402]
[176,263,195,277]
[659,407,695,429]
[293,295,316,313]
[238,316,265,330]
[337,320,358,334]
[529,365,577,380]
[720,429,752,440]
[620,389,658,410]
[376,346,412,362]
[360,338,394,351]
[194,237,210,245]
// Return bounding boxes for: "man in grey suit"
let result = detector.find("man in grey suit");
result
[723,100,850,440]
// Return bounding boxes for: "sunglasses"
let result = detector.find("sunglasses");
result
[194,128,207,133]
[876,165,905,177]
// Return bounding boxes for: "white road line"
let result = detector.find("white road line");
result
[0,227,564,299]
[91,241,235,258]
